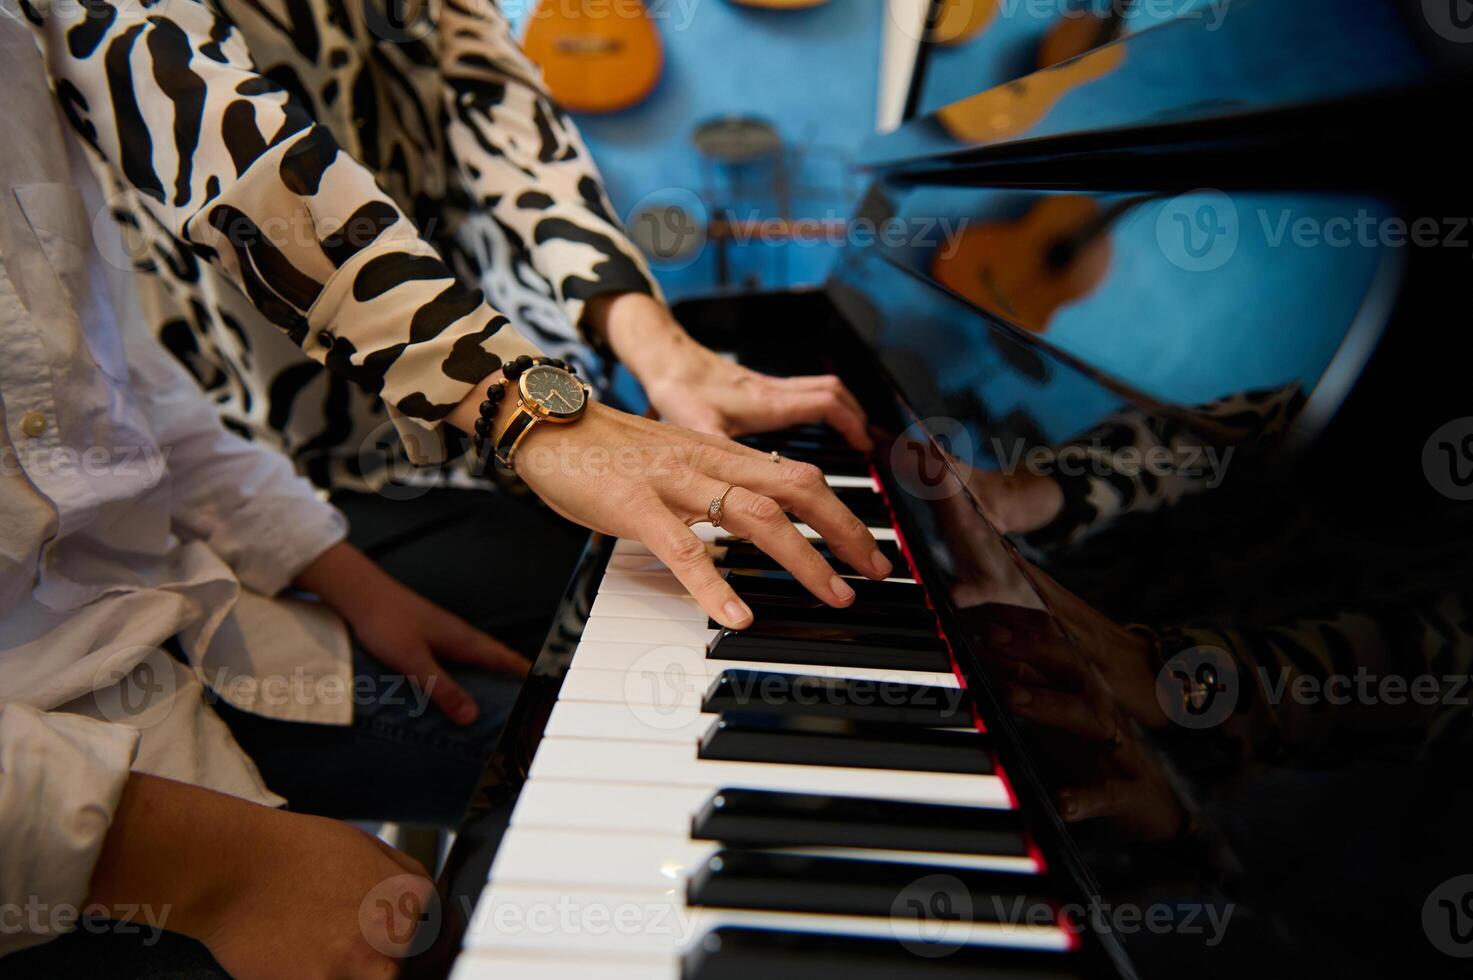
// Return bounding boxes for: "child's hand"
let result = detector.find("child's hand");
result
[294,543,530,725]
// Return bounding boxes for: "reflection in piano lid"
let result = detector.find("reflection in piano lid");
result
[408,5,1473,979]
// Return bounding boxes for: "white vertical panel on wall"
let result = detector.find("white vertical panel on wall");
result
[877,0,927,132]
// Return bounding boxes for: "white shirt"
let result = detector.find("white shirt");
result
[0,19,353,957]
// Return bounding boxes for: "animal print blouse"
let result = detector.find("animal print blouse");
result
[22,0,660,490]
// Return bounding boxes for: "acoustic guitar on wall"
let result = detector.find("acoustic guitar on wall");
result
[522,0,664,114]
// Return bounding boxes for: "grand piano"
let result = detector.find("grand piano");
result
[406,1,1472,977]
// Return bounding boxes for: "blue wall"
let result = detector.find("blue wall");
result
[510,0,884,302]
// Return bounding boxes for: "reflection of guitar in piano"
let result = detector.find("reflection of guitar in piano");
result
[935,39,1125,143]
[931,194,1159,333]
[522,0,664,113]
[1037,0,1135,68]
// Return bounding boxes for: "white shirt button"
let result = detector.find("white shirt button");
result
[20,411,46,438]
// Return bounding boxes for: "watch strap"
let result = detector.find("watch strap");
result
[493,408,537,467]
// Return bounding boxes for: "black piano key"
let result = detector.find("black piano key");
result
[702,669,972,727]
[738,424,853,451]
[691,789,1029,856]
[785,485,890,525]
[734,441,871,476]
[723,568,926,609]
[683,927,1082,980]
[708,626,952,673]
[698,712,993,774]
[717,540,907,579]
[687,850,1053,923]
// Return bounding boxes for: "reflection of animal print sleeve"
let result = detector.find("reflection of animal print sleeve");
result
[23,0,541,460]
[438,0,661,343]
[1025,385,1306,549]
[1162,590,1473,761]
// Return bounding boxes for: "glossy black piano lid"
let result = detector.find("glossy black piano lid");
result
[818,123,1473,980]
[885,0,1432,170]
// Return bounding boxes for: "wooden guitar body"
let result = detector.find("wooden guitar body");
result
[932,195,1111,333]
[523,0,664,113]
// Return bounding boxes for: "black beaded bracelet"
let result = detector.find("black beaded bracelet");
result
[472,355,575,467]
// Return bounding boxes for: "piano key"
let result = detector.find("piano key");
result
[722,568,926,608]
[701,670,971,726]
[714,605,936,635]
[565,644,960,692]
[686,849,1053,922]
[824,473,879,490]
[506,783,1033,871]
[461,884,1069,957]
[527,737,1010,807]
[792,485,890,524]
[592,591,705,623]
[582,616,718,646]
[698,713,993,775]
[683,927,1082,980]
[739,424,856,451]
[614,522,898,548]
[488,827,1036,894]
[708,626,952,673]
[691,789,1028,857]
[716,540,911,582]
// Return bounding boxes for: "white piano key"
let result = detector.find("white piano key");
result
[546,699,973,745]
[511,781,718,836]
[489,827,1039,891]
[581,616,718,647]
[508,784,1025,867]
[462,884,1068,956]
[563,646,960,697]
[592,592,706,623]
[613,522,896,557]
[825,474,879,490]
[527,737,1009,808]
[544,698,715,741]
[599,570,697,599]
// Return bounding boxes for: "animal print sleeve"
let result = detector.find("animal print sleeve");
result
[22,0,542,461]
[437,0,663,346]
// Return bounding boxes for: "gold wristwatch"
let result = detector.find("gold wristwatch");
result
[490,357,591,467]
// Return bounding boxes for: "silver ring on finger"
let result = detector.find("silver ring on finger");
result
[708,484,736,528]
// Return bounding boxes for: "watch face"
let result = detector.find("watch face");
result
[520,365,587,419]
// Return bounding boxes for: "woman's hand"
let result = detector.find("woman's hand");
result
[587,292,873,451]
[452,395,892,629]
[294,542,530,725]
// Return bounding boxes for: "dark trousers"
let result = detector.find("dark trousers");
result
[5,487,588,978]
